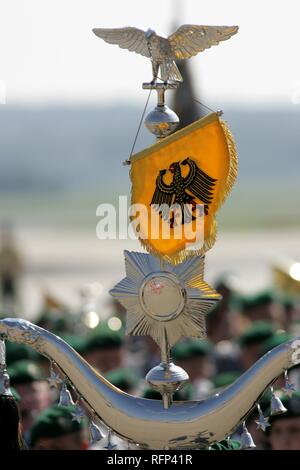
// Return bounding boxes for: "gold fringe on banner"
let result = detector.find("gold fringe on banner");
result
[129,113,238,265]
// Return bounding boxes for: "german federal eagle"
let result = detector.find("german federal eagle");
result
[92,25,238,83]
[151,158,217,227]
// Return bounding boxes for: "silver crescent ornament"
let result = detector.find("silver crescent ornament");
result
[1,315,300,448]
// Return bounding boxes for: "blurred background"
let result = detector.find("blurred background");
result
[0,0,299,318]
[1,0,300,451]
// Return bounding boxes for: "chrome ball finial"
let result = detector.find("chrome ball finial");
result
[144,105,179,138]
[143,82,180,139]
[145,362,189,409]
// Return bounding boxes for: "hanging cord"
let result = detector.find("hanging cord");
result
[123,91,222,166]
[191,96,223,116]
[123,88,152,165]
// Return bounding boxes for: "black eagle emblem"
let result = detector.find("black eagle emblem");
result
[151,157,217,227]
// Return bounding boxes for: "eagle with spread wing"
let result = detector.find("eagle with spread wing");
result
[151,158,217,227]
[93,24,238,83]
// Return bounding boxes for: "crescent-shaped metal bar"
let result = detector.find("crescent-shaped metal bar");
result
[1,318,299,449]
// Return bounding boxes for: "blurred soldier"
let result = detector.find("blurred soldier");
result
[60,333,86,355]
[0,338,26,450]
[105,367,139,395]
[0,224,23,314]
[6,341,39,366]
[206,304,234,344]
[30,405,89,450]
[237,321,275,371]
[142,336,161,376]
[172,340,214,399]
[267,392,300,450]
[212,371,241,392]
[240,291,284,326]
[280,296,299,331]
[8,359,52,440]
[82,325,125,374]
[207,274,249,346]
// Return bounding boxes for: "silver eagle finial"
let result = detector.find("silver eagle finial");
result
[92,25,238,83]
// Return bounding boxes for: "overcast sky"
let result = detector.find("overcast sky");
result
[0,0,299,106]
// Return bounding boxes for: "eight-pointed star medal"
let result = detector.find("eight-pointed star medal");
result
[109,251,220,348]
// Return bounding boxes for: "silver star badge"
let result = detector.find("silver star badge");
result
[47,369,62,388]
[71,405,85,423]
[282,381,296,398]
[255,413,270,432]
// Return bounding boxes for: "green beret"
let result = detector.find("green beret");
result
[60,334,86,354]
[281,295,294,310]
[213,372,240,389]
[229,293,244,311]
[178,383,194,401]
[6,342,39,366]
[82,326,124,353]
[239,291,275,314]
[259,388,273,412]
[36,310,69,333]
[52,318,70,333]
[105,368,138,392]
[252,290,275,305]
[238,295,253,312]
[8,360,45,386]
[238,321,275,347]
[172,340,212,361]
[262,332,291,355]
[30,405,87,446]
[227,292,243,312]
[268,392,300,429]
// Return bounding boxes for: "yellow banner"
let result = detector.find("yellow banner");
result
[130,113,237,264]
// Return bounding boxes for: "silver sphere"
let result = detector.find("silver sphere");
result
[146,362,189,395]
[145,105,179,138]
